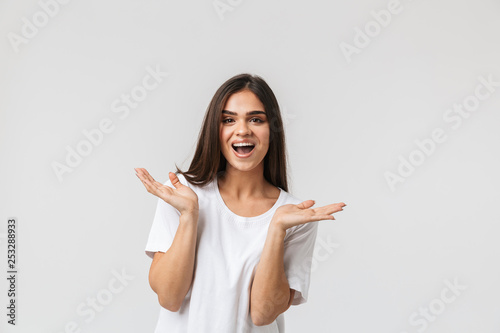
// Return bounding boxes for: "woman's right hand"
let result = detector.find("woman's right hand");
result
[135,168,199,215]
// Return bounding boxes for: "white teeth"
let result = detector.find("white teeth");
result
[232,143,255,147]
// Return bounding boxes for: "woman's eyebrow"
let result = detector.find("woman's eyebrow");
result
[222,110,266,116]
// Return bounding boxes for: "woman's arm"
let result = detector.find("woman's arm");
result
[149,211,198,312]
[250,200,346,325]
[250,223,294,326]
[135,168,200,312]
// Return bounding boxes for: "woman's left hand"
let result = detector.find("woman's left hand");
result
[272,200,346,231]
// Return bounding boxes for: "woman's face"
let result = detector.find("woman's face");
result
[219,89,270,173]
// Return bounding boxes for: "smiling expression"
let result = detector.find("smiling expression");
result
[219,89,270,173]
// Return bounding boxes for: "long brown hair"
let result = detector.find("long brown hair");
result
[175,73,288,192]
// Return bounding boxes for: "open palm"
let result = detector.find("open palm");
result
[273,200,346,231]
[135,168,199,215]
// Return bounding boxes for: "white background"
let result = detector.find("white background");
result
[1,0,499,332]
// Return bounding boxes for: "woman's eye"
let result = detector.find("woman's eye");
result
[222,118,264,124]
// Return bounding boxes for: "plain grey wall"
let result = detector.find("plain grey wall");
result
[1,0,499,332]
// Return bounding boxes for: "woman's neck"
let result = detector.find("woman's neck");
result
[217,163,273,200]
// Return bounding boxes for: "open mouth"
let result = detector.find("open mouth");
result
[231,143,255,155]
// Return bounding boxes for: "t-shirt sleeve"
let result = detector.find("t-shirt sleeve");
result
[283,221,319,305]
[144,174,185,259]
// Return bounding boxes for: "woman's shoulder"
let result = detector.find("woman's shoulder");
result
[171,172,215,194]
[278,187,303,205]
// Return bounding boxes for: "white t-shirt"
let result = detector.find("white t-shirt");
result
[145,173,318,333]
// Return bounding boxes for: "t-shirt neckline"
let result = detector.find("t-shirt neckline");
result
[212,174,284,223]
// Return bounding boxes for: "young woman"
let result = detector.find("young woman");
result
[135,73,346,332]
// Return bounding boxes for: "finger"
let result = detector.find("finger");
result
[297,200,315,210]
[135,168,143,178]
[135,170,161,194]
[136,168,150,181]
[135,170,147,183]
[144,172,164,191]
[139,170,172,193]
[138,172,156,189]
[169,172,182,189]
[316,203,346,214]
[305,214,335,223]
[147,175,164,189]
[136,172,152,188]
[152,180,166,190]
[141,169,157,184]
[136,173,156,194]
[314,214,336,221]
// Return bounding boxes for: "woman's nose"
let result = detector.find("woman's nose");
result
[236,121,251,135]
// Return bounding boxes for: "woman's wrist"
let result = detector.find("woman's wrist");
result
[180,208,199,221]
[269,217,287,236]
